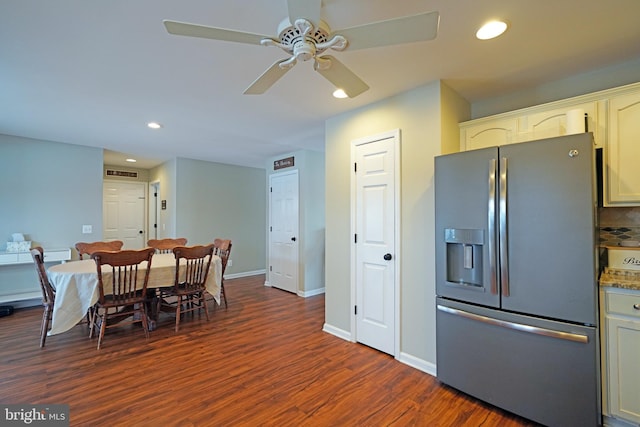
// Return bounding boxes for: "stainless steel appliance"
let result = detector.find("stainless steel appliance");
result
[434,133,600,427]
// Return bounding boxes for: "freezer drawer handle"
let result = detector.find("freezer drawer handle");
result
[437,305,589,344]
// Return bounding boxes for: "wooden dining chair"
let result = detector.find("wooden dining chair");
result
[213,238,232,308]
[90,248,155,349]
[147,238,188,254]
[157,244,214,332]
[30,247,56,348]
[75,240,124,259]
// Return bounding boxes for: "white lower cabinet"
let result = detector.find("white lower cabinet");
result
[602,287,640,426]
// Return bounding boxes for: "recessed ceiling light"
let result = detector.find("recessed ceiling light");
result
[333,89,348,99]
[147,122,163,129]
[476,20,508,40]
[126,158,137,163]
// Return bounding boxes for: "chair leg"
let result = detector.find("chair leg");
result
[89,307,98,339]
[221,281,228,308]
[97,311,107,350]
[201,292,210,322]
[40,307,50,348]
[140,306,149,340]
[175,296,182,332]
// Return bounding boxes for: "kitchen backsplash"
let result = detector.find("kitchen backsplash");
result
[599,207,640,246]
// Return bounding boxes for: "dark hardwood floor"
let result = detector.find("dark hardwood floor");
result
[0,274,539,426]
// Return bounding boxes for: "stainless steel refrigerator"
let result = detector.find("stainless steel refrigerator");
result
[434,133,600,427]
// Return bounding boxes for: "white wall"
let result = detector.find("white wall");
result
[0,134,103,301]
[174,157,266,275]
[472,57,640,118]
[323,81,469,370]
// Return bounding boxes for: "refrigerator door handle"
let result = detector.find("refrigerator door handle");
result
[436,305,589,344]
[499,157,510,297]
[488,158,498,295]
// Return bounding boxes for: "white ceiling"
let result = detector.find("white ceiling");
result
[2,1,640,169]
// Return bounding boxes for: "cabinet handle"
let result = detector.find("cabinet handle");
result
[634,304,640,310]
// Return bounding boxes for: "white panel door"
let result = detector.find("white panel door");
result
[354,133,398,355]
[269,171,299,294]
[103,181,146,249]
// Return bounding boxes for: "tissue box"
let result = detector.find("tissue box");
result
[607,246,640,270]
[6,241,31,252]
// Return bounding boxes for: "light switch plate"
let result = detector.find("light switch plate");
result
[82,225,92,234]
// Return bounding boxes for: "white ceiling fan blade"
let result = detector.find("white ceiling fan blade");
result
[314,55,369,98]
[244,59,294,94]
[163,20,269,45]
[287,0,321,27]
[334,11,439,51]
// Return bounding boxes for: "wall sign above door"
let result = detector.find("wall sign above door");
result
[274,156,294,170]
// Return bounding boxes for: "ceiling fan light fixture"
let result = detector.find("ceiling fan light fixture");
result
[126,158,137,163]
[147,122,163,129]
[476,20,508,40]
[333,89,348,99]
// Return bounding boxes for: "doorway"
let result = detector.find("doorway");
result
[351,129,400,356]
[269,170,299,294]
[103,180,146,249]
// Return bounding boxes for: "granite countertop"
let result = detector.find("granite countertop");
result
[599,267,640,291]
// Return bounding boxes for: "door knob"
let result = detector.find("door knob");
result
[139,230,143,234]
[384,253,392,261]
[291,237,296,242]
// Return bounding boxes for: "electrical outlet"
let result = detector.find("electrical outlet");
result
[227,259,232,267]
[82,225,92,234]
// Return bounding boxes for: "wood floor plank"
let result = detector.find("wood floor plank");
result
[0,274,539,426]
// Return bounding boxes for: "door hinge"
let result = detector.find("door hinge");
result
[270,226,272,232]
[354,162,357,172]
[153,223,157,229]
[269,266,272,272]
[354,234,357,244]
[354,305,357,315]
[270,187,272,192]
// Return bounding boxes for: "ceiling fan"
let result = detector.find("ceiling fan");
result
[163,0,439,98]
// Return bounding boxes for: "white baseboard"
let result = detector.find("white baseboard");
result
[322,323,352,341]
[398,352,437,377]
[298,287,325,298]
[225,269,266,280]
[0,291,42,308]
[322,323,437,377]
[603,415,638,427]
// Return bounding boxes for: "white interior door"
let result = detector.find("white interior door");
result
[269,171,299,294]
[103,181,146,249]
[352,130,399,356]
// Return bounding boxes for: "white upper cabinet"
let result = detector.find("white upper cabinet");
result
[460,98,603,152]
[517,101,600,144]
[605,88,640,205]
[460,117,517,151]
[460,82,640,206]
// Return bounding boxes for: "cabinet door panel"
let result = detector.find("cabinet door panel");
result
[606,91,640,205]
[518,102,599,144]
[607,316,640,423]
[461,118,517,150]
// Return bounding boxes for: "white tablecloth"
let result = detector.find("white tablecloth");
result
[47,253,221,335]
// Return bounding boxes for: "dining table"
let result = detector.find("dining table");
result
[46,252,222,335]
